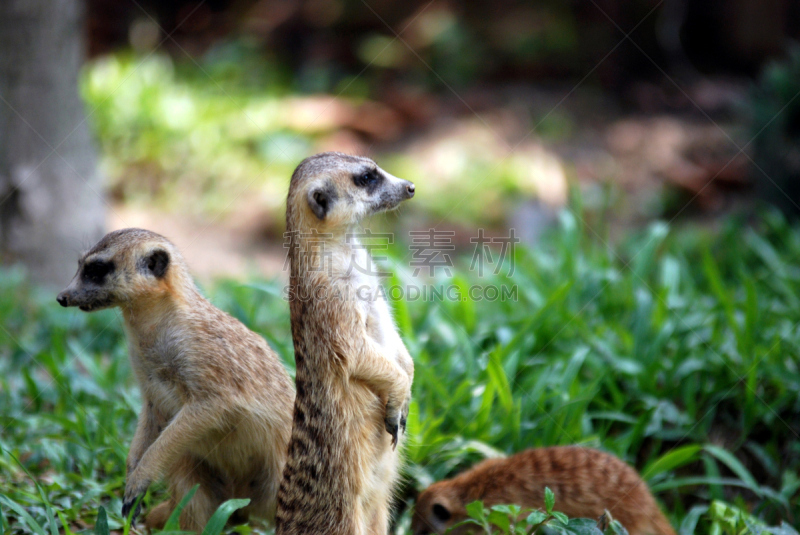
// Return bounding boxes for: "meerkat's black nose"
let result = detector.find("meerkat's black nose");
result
[406,183,415,198]
[57,293,69,307]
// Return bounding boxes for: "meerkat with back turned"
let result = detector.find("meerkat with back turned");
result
[57,228,295,532]
[276,152,416,535]
[412,446,676,535]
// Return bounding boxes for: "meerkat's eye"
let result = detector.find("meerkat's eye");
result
[354,170,380,188]
[82,260,114,284]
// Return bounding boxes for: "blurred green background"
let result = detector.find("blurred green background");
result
[1,1,800,534]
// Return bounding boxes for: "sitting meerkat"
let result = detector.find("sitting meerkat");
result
[276,152,416,535]
[56,228,295,532]
[412,446,676,535]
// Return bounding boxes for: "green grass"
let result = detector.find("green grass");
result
[1,209,799,534]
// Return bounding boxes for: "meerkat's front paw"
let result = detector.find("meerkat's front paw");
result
[385,376,412,448]
[122,476,150,525]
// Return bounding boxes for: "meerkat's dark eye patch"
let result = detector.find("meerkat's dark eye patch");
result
[353,168,382,193]
[432,503,451,522]
[307,184,338,220]
[81,260,114,285]
[143,249,169,278]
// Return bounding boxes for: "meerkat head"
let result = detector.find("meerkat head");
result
[57,228,184,312]
[287,152,415,232]
[411,482,463,535]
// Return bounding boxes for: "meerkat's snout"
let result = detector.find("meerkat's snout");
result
[56,285,111,311]
[56,288,80,308]
[57,279,101,311]
[371,172,415,214]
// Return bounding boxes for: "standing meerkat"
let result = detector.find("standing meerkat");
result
[56,228,295,532]
[411,446,676,535]
[276,152,416,535]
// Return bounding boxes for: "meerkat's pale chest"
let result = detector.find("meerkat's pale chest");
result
[125,327,186,419]
[345,242,399,353]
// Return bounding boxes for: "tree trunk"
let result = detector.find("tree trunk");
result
[0,0,105,286]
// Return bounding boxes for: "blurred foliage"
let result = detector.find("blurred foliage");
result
[81,47,568,227]
[2,210,800,533]
[750,46,800,216]
[347,3,581,89]
[81,47,302,218]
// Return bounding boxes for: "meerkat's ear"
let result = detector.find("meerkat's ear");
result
[432,503,451,522]
[307,185,335,220]
[144,249,169,278]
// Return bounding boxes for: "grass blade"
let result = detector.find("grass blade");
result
[95,506,109,535]
[164,484,200,531]
[200,499,250,535]
[704,444,761,494]
[642,445,702,482]
[0,496,47,535]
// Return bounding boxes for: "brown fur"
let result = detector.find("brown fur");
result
[57,228,295,532]
[411,447,676,535]
[276,153,416,535]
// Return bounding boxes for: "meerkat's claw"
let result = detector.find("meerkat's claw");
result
[122,494,143,525]
[385,418,399,449]
[385,409,400,449]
